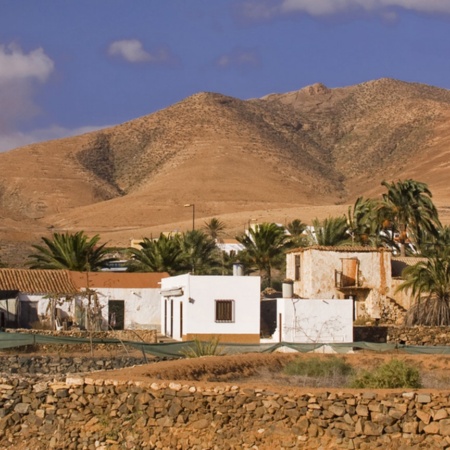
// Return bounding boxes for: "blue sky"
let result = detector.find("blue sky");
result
[1,0,450,152]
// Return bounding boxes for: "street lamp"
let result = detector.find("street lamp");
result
[184,204,195,231]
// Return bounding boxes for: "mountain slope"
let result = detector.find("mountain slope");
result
[0,78,449,265]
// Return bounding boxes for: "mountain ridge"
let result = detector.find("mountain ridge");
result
[0,77,449,265]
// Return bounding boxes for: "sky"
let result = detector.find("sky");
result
[2,0,450,152]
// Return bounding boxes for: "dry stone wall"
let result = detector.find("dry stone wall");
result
[1,375,450,449]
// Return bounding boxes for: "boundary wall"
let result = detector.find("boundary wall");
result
[1,377,450,449]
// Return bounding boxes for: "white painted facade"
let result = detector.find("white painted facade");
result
[268,298,353,343]
[160,274,261,343]
[85,287,162,331]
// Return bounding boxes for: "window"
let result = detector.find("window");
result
[215,300,234,323]
[294,255,301,281]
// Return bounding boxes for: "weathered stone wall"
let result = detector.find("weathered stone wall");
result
[388,326,450,346]
[1,375,450,449]
[0,356,149,378]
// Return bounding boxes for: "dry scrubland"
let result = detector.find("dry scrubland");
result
[0,78,450,265]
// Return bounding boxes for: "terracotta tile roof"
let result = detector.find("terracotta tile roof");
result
[69,272,170,289]
[287,246,391,254]
[0,269,78,295]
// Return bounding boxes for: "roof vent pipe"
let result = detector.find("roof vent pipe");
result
[233,263,244,276]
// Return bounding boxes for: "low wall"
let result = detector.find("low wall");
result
[0,376,450,449]
[387,326,450,346]
[0,356,148,378]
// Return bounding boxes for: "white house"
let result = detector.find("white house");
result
[0,269,169,331]
[261,297,353,344]
[0,269,78,328]
[160,274,261,343]
[70,272,169,331]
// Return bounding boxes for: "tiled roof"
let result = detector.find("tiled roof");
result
[0,269,78,295]
[287,246,391,254]
[69,271,170,289]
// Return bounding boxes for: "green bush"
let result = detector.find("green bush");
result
[180,337,226,358]
[284,356,354,378]
[350,359,421,389]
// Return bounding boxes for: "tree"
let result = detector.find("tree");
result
[397,254,450,326]
[236,222,290,288]
[309,216,349,247]
[286,219,308,247]
[202,218,226,241]
[346,197,381,247]
[178,229,222,275]
[28,231,114,271]
[379,179,440,256]
[127,234,183,275]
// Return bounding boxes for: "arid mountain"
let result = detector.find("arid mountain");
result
[1,78,449,266]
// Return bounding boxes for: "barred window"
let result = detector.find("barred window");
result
[215,300,234,323]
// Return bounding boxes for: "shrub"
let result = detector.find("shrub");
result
[284,356,354,378]
[350,359,421,389]
[180,337,226,358]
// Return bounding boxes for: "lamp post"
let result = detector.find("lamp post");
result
[184,204,195,231]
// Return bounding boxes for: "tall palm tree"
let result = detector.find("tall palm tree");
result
[286,219,308,247]
[28,231,114,271]
[397,254,450,326]
[236,222,290,287]
[179,229,222,275]
[202,218,226,242]
[127,234,183,275]
[309,216,349,247]
[346,197,381,247]
[379,179,440,256]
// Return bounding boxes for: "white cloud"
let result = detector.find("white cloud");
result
[0,124,113,153]
[0,43,55,141]
[108,39,174,64]
[0,43,54,83]
[216,48,261,69]
[240,0,450,20]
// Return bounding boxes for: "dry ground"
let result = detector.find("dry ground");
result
[84,350,450,394]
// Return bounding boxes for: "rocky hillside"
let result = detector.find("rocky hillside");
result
[0,78,449,265]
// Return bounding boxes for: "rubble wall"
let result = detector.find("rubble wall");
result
[1,375,450,449]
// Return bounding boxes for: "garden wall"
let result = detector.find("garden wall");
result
[1,375,450,449]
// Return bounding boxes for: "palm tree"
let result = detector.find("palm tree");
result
[309,216,349,246]
[286,219,308,247]
[397,254,450,326]
[379,179,440,256]
[346,197,381,247]
[202,218,226,242]
[179,229,222,275]
[28,231,114,271]
[236,222,290,287]
[127,234,183,275]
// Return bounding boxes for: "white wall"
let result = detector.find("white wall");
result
[275,298,353,343]
[161,274,260,341]
[87,288,162,331]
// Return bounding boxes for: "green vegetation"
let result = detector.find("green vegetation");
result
[28,231,115,271]
[236,222,291,288]
[350,359,421,389]
[180,337,226,358]
[398,254,450,326]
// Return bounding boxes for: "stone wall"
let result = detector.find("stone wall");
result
[0,356,149,379]
[1,375,450,449]
[387,326,450,346]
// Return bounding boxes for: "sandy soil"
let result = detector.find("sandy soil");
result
[87,351,450,394]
